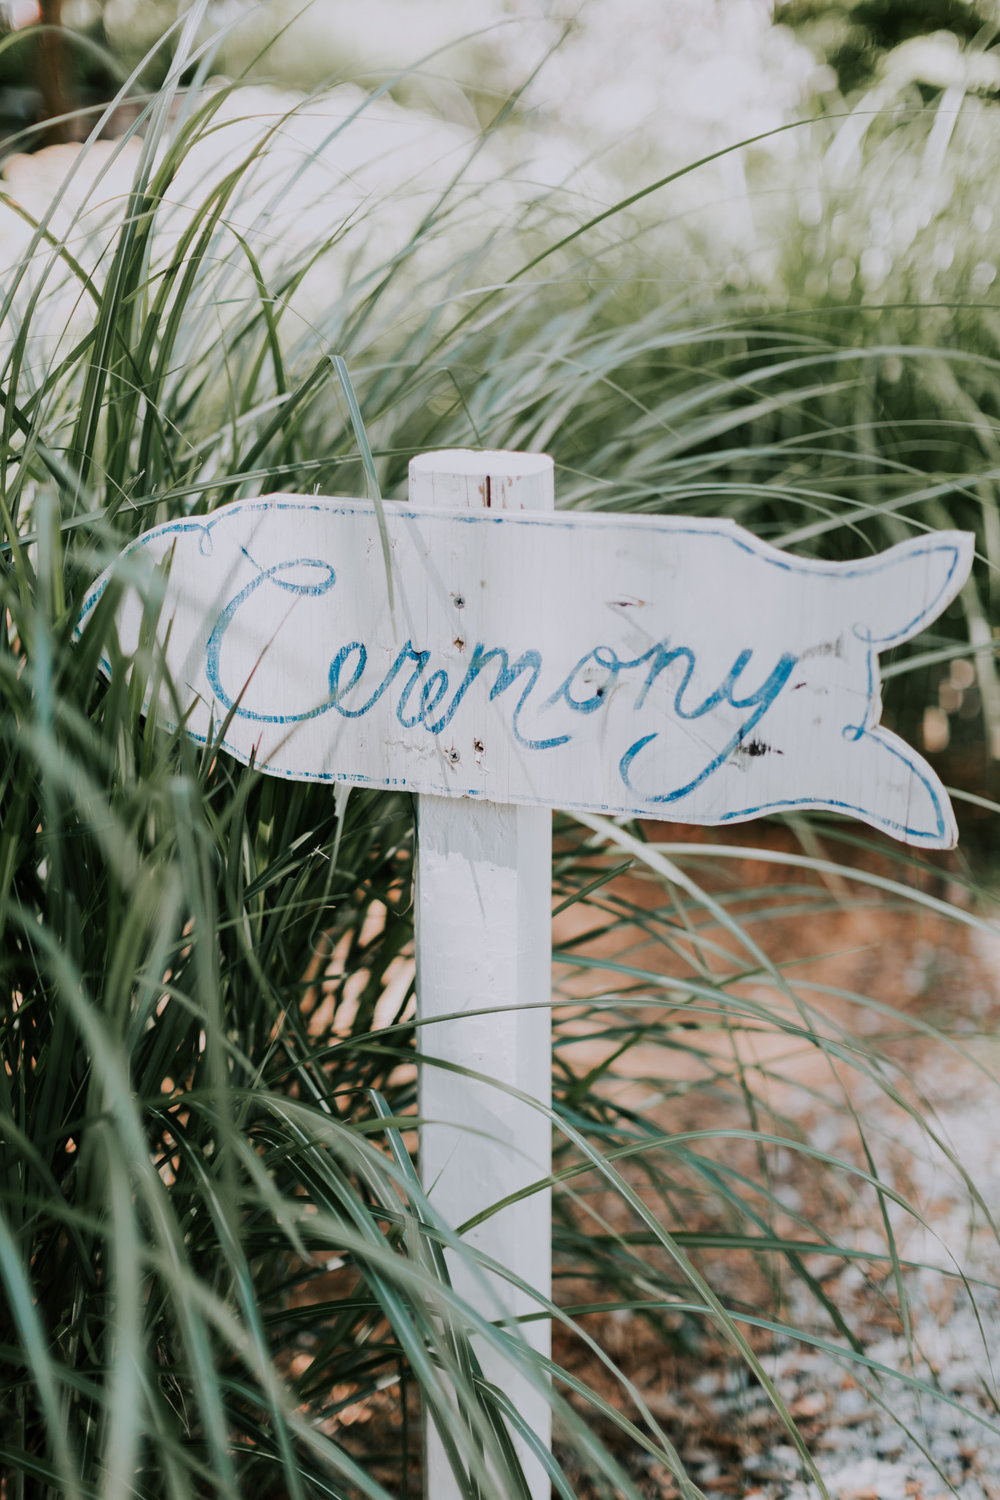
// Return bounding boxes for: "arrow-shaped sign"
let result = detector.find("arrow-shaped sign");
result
[78,452,975,1500]
[80,494,972,847]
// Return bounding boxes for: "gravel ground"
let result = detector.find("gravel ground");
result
[552,869,1000,1500]
[735,1053,1000,1500]
[618,1033,1000,1500]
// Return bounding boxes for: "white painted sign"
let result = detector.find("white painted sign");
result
[81,494,972,847]
[79,450,974,1500]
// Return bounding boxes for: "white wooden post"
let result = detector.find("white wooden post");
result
[84,449,976,1498]
[410,450,553,1500]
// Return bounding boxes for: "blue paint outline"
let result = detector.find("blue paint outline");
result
[145,711,954,844]
[76,496,971,847]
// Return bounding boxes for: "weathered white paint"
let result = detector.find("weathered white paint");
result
[412,452,552,1500]
[80,479,973,847]
[80,448,977,1492]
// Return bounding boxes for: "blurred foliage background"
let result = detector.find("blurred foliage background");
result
[2,2,1000,1497]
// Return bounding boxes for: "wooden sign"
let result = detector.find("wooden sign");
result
[81,494,972,847]
[79,450,975,1500]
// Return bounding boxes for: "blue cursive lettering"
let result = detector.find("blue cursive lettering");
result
[207,554,798,799]
[206,550,337,723]
[619,650,798,802]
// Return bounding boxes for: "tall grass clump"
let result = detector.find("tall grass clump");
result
[2,8,1000,1497]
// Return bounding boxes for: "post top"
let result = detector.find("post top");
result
[409,449,553,480]
[408,449,554,513]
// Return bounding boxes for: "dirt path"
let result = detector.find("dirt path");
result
[551,822,1000,1498]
